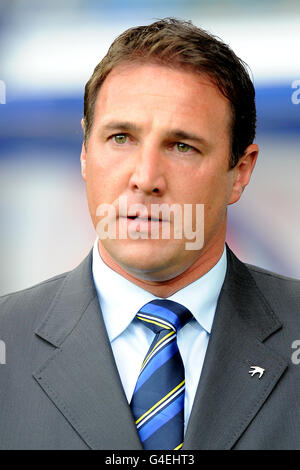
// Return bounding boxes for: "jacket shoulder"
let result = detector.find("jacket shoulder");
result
[0,272,69,327]
[246,263,300,289]
[246,263,300,317]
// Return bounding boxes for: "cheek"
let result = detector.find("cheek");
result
[179,169,219,204]
[205,173,234,224]
[84,157,109,221]
[85,153,130,209]
[185,165,233,218]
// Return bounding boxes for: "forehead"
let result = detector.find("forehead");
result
[93,62,231,133]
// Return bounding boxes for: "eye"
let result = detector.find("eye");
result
[176,142,193,153]
[113,134,128,144]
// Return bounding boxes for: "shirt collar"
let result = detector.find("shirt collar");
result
[92,240,227,341]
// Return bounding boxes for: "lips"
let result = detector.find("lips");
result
[116,199,170,223]
[120,208,164,222]
[126,215,162,222]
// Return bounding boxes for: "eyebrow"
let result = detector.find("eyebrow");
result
[101,121,141,133]
[165,129,210,148]
[99,121,210,149]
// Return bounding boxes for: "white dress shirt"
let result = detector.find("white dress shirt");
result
[92,240,227,433]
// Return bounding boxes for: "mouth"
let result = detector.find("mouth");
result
[120,208,165,222]
[126,215,162,222]
[118,214,168,235]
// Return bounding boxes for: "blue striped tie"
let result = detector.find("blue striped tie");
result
[130,299,192,450]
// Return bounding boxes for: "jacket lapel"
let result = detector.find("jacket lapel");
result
[33,252,142,450]
[183,247,288,450]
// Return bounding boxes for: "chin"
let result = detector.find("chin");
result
[107,239,184,277]
[119,251,170,275]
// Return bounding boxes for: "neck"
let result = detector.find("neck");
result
[97,240,225,298]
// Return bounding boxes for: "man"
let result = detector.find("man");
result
[0,18,299,450]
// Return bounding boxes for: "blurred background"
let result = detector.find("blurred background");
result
[0,0,299,295]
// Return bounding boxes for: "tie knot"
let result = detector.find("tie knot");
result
[136,299,192,334]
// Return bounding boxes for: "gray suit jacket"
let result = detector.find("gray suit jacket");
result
[0,246,300,450]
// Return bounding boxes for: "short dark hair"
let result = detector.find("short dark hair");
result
[83,17,256,168]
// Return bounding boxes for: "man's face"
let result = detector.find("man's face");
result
[81,62,256,281]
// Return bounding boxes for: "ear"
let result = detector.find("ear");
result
[80,119,87,181]
[228,143,259,205]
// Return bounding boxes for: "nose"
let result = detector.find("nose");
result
[129,143,167,196]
